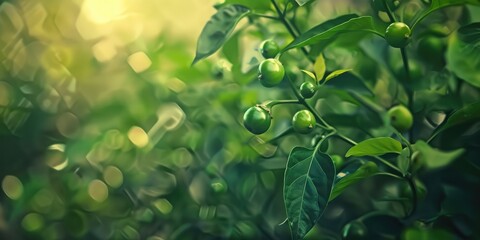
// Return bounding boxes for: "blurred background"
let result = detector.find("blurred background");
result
[1,0,480,239]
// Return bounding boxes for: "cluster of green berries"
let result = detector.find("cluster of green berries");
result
[242,40,318,135]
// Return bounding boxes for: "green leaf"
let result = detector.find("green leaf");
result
[323,72,374,96]
[284,147,335,240]
[446,23,480,88]
[413,0,480,29]
[397,148,410,176]
[324,69,352,82]
[282,15,382,52]
[413,141,465,169]
[220,0,271,11]
[193,5,250,64]
[301,70,317,82]
[345,137,402,157]
[295,0,315,6]
[314,54,326,81]
[429,101,480,141]
[403,228,457,240]
[330,161,378,200]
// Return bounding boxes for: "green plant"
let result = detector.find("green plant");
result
[193,0,480,239]
[243,105,272,134]
[259,39,280,58]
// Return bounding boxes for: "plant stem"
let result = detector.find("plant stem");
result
[270,0,312,62]
[381,0,397,22]
[400,48,414,142]
[406,176,418,218]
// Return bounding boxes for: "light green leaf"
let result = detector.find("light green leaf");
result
[397,148,410,176]
[325,69,352,82]
[446,23,480,88]
[429,101,480,141]
[282,15,382,52]
[413,141,465,169]
[346,137,402,157]
[301,70,317,82]
[284,147,335,240]
[295,0,315,6]
[193,5,250,64]
[314,54,326,81]
[330,161,378,200]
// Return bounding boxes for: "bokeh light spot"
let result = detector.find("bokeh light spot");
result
[82,0,126,24]
[45,144,68,171]
[128,51,152,73]
[92,39,118,62]
[21,213,44,232]
[2,175,23,200]
[88,180,108,202]
[153,199,173,215]
[0,82,14,107]
[128,126,149,148]
[103,166,123,188]
[56,112,79,138]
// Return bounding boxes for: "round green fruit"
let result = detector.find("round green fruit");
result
[259,40,280,59]
[331,155,345,169]
[243,106,271,135]
[385,22,411,48]
[258,59,285,87]
[387,105,413,132]
[342,221,368,240]
[300,82,316,99]
[292,110,316,134]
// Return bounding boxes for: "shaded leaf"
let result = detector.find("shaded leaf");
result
[282,15,382,52]
[446,23,480,88]
[325,69,352,82]
[397,148,410,176]
[193,5,250,64]
[429,101,480,141]
[413,141,465,169]
[413,0,480,28]
[314,54,326,81]
[346,137,402,157]
[323,72,374,96]
[284,147,335,240]
[330,161,378,200]
[301,70,317,82]
[403,228,457,240]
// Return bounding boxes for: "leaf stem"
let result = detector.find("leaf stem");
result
[381,0,397,22]
[250,13,280,20]
[263,99,301,108]
[405,176,418,218]
[270,0,312,62]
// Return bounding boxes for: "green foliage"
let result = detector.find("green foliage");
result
[330,161,379,200]
[193,4,250,64]
[284,147,335,240]
[345,137,402,157]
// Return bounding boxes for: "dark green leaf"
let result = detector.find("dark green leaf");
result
[346,137,402,157]
[413,141,465,169]
[429,101,480,141]
[282,15,382,52]
[446,23,480,88]
[330,161,378,200]
[284,147,335,240]
[193,5,250,64]
[413,0,480,29]
[324,72,374,96]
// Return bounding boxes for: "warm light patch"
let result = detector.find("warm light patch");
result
[92,39,118,62]
[82,0,126,24]
[128,126,149,148]
[153,199,173,215]
[128,51,152,73]
[103,166,123,188]
[88,180,108,202]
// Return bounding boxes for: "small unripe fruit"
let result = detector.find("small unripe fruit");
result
[258,59,285,87]
[385,22,411,48]
[292,110,316,134]
[243,106,271,135]
[259,40,280,59]
[387,105,413,132]
[300,82,316,99]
